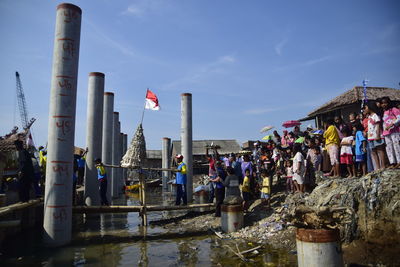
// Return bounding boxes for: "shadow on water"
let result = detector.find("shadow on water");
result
[0,189,297,266]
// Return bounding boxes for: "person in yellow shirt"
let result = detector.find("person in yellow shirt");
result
[323,119,340,177]
[241,169,251,212]
[260,170,271,209]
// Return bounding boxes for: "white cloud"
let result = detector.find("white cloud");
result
[121,0,165,17]
[218,55,236,63]
[274,38,288,56]
[274,55,333,72]
[244,107,281,115]
[161,54,237,91]
[86,19,135,57]
[123,5,145,16]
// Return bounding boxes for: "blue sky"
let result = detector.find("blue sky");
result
[1,0,399,149]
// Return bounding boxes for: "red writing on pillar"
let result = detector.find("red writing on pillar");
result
[52,164,70,177]
[57,38,75,60]
[53,208,67,222]
[55,119,71,135]
[63,10,78,23]
[58,78,72,90]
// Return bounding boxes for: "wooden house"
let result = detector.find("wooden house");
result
[299,86,400,127]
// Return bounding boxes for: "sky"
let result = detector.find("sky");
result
[0,0,399,150]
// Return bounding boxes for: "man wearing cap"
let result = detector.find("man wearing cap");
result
[175,154,187,205]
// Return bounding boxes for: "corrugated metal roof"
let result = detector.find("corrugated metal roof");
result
[171,140,242,156]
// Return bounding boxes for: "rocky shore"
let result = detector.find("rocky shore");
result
[152,169,400,265]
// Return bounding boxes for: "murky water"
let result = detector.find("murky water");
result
[1,190,297,266]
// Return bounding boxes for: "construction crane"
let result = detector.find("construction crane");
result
[15,71,35,130]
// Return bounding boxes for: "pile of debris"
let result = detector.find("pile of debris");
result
[121,124,146,168]
[285,168,400,244]
[226,169,399,249]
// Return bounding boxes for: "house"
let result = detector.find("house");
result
[145,150,162,168]
[299,86,400,127]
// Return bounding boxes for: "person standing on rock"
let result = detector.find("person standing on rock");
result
[323,119,340,177]
[175,154,187,206]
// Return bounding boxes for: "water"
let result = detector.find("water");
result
[1,190,297,266]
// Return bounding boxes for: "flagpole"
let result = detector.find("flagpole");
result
[140,89,148,125]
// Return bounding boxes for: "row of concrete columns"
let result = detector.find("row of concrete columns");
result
[43,3,193,247]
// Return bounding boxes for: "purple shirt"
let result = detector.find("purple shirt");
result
[241,161,252,177]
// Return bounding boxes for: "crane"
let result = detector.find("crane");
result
[15,71,35,130]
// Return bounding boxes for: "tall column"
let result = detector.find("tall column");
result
[119,132,124,194]
[102,92,114,202]
[111,113,120,198]
[84,72,104,206]
[181,93,193,202]
[43,3,82,247]
[122,133,128,182]
[162,137,171,192]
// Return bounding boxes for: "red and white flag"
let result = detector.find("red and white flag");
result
[26,129,35,148]
[145,89,160,110]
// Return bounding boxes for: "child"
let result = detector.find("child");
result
[285,160,294,194]
[353,123,367,176]
[292,143,305,193]
[340,128,355,177]
[241,169,252,212]
[364,103,387,170]
[260,170,271,209]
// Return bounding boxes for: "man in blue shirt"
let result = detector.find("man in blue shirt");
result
[175,154,187,206]
[95,158,109,206]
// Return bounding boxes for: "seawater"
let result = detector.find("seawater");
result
[1,190,297,266]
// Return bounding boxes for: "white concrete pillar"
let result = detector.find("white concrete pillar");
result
[162,137,171,192]
[119,132,124,194]
[181,93,193,202]
[122,133,128,183]
[102,92,114,202]
[43,3,82,247]
[84,72,104,206]
[111,114,120,198]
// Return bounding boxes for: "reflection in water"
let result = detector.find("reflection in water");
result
[177,239,199,266]
[0,189,297,266]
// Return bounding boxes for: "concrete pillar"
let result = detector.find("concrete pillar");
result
[296,228,343,267]
[119,132,124,194]
[181,93,193,202]
[84,72,104,206]
[122,133,128,182]
[162,137,171,192]
[43,3,82,247]
[102,92,114,202]
[111,113,120,198]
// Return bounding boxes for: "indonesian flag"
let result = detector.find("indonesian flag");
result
[145,89,160,110]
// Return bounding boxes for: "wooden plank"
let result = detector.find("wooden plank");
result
[72,203,215,213]
[0,198,43,217]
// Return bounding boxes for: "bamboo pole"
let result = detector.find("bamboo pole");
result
[141,171,147,226]
[104,164,177,172]
[0,220,21,228]
[0,198,43,217]
[72,203,215,213]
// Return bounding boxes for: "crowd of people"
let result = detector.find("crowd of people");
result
[199,96,400,217]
